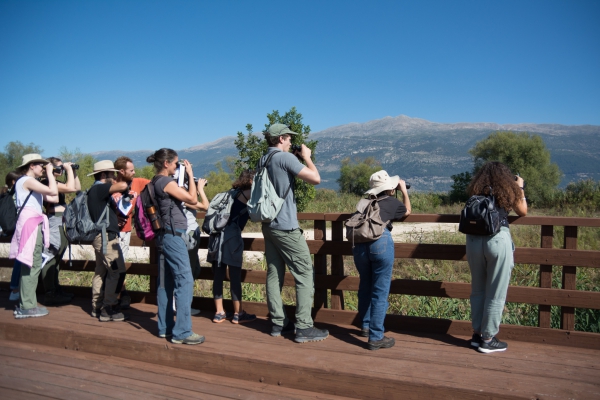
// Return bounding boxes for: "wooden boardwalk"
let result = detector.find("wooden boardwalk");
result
[0,292,599,399]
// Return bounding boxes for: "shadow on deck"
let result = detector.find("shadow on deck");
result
[0,291,599,399]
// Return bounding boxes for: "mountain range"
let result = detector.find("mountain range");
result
[91,115,600,192]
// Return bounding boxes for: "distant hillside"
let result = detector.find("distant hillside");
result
[91,115,600,192]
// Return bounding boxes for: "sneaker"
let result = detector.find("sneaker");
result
[368,336,395,350]
[213,312,227,323]
[470,333,482,348]
[99,305,128,322]
[9,291,20,302]
[43,290,72,306]
[171,332,205,345]
[15,306,49,319]
[360,328,369,337]
[14,305,47,315]
[271,320,295,337]
[190,308,201,316]
[158,333,172,338]
[119,291,131,309]
[478,337,508,353]
[232,311,256,324]
[91,308,102,318]
[295,326,329,343]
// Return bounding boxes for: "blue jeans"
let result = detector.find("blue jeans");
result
[352,229,395,341]
[10,260,20,290]
[466,227,514,338]
[156,232,194,340]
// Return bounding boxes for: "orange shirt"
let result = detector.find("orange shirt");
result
[112,177,151,232]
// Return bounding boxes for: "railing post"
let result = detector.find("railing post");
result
[149,242,157,295]
[330,221,345,310]
[561,226,577,330]
[313,217,328,311]
[538,225,553,328]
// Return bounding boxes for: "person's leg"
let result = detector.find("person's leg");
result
[10,260,21,293]
[262,225,289,328]
[353,242,372,332]
[156,242,175,336]
[466,234,486,335]
[101,238,126,309]
[212,262,227,320]
[162,233,195,340]
[267,228,315,330]
[91,234,107,313]
[18,224,44,311]
[481,228,514,339]
[366,231,394,342]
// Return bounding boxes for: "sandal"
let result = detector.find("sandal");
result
[232,311,257,324]
[213,312,227,323]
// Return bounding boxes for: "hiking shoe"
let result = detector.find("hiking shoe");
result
[190,307,201,316]
[15,306,49,319]
[158,333,172,338]
[360,328,369,337]
[213,312,227,323]
[171,332,205,345]
[470,333,482,348]
[99,305,128,322]
[14,305,47,315]
[119,291,131,309]
[368,336,395,350]
[43,290,72,306]
[295,326,329,343]
[271,321,295,337]
[232,311,256,324]
[478,337,508,353]
[9,291,20,301]
[91,307,102,318]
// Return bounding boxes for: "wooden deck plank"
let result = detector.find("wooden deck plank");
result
[1,296,599,399]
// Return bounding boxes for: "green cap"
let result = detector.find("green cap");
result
[265,123,299,137]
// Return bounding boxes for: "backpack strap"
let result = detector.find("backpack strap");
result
[152,175,176,235]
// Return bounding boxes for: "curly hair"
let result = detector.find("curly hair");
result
[467,161,522,211]
[232,170,255,190]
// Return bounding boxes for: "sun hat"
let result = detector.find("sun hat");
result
[18,153,49,168]
[365,170,400,195]
[264,123,299,137]
[87,160,119,176]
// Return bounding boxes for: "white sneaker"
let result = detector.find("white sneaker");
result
[9,291,20,301]
[190,308,201,316]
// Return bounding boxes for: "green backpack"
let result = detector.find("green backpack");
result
[247,151,293,223]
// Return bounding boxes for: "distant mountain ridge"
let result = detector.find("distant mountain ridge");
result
[91,115,600,192]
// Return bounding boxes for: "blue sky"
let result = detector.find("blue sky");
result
[1,0,599,157]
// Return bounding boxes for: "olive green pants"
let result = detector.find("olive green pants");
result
[19,224,44,310]
[262,225,314,330]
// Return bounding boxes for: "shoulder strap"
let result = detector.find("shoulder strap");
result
[260,150,294,201]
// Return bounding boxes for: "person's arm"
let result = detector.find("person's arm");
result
[397,180,411,216]
[295,145,320,185]
[164,160,198,204]
[108,180,129,194]
[185,178,209,211]
[24,164,58,202]
[513,176,528,217]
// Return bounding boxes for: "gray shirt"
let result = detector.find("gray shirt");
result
[260,148,305,230]
[153,176,188,231]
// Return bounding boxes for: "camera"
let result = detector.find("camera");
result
[174,163,206,189]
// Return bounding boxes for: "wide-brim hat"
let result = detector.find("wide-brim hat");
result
[18,153,49,168]
[365,170,400,195]
[87,160,119,176]
[264,123,299,137]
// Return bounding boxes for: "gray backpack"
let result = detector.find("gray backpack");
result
[345,196,389,247]
[247,151,292,223]
[202,188,243,235]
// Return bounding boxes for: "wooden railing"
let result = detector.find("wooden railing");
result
[2,213,599,348]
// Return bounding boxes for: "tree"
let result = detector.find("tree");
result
[337,157,382,195]
[58,147,97,191]
[234,107,317,212]
[448,171,472,203]
[0,141,43,185]
[205,161,235,200]
[465,131,562,205]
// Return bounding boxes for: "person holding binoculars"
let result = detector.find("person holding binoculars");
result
[147,148,204,345]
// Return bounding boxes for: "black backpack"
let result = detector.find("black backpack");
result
[63,189,110,255]
[458,187,502,236]
[0,177,32,235]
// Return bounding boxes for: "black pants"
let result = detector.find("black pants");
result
[212,263,242,302]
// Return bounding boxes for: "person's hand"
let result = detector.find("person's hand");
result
[63,162,73,171]
[300,144,312,160]
[515,175,524,187]
[196,178,207,191]
[44,163,54,175]
[397,179,408,192]
[183,159,194,176]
